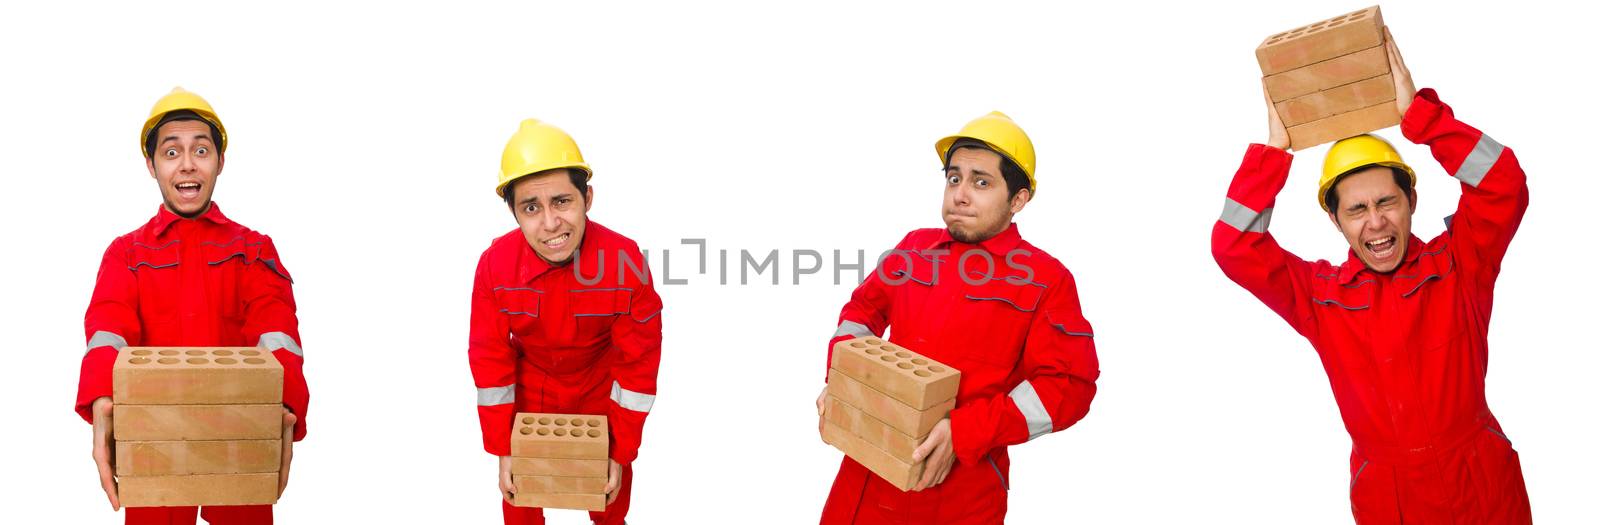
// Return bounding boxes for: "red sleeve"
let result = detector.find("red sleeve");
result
[1211,144,1321,338]
[77,240,142,423]
[241,236,310,441]
[823,232,912,378]
[606,249,663,466]
[948,269,1100,466]
[468,249,518,456]
[1401,88,1528,307]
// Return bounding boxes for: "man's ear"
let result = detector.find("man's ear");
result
[1327,210,1342,231]
[1009,188,1031,214]
[215,152,224,177]
[146,157,157,178]
[584,185,595,213]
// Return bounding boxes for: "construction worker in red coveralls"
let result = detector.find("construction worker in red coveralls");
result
[469,119,662,524]
[1212,32,1531,524]
[816,112,1100,524]
[76,87,309,525]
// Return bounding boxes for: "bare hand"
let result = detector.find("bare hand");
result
[910,418,955,491]
[499,455,515,503]
[91,396,119,510]
[1385,26,1415,116]
[604,459,623,506]
[816,386,829,442]
[1262,79,1291,150]
[278,409,296,497]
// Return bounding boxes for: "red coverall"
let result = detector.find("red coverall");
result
[75,204,310,525]
[469,221,662,525]
[1212,89,1531,524]
[820,224,1100,524]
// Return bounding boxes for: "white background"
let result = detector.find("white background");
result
[2,1,1595,523]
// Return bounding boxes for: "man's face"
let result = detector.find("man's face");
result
[146,119,222,218]
[1328,166,1415,273]
[509,169,593,265]
[942,147,1028,243]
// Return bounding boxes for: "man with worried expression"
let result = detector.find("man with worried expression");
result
[818,112,1100,524]
[76,88,309,524]
[1212,33,1533,524]
[467,119,662,524]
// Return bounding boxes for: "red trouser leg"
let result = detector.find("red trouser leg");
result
[198,505,273,524]
[502,463,633,525]
[126,506,198,525]
[502,499,546,525]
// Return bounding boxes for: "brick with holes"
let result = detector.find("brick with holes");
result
[829,336,960,411]
[509,413,610,459]
[1256,6,1386,76]
[113,347,283,405]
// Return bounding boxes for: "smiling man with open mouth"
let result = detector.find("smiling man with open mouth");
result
[1213,33,1534,525]
[74,87,310,524]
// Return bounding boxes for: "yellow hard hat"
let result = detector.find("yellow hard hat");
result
[141,87,227,159]
[497,118,592,197]
[935,111,1037,193]
[1318,134,1416,212]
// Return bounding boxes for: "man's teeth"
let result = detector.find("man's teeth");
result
[1365,236,1396,252]
[177,183,200,190]
[544,234,568,247]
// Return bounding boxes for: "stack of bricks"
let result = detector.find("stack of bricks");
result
[823,336,961,491]
[112,347,284,507]
[508,413,610,511]
[1258,6,1401,150]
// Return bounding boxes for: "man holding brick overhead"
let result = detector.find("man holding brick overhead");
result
[468,119,662,524]
[816,112,1100,524]
[75,87,309,524]
[1213,35,1532,524]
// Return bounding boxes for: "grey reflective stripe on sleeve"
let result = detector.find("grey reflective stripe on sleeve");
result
[833,320,874,339]
[257,331,304,357]
[1443,214,1455,230]
[1219,198,1273,233]
[477,384,515,406]
[1008,380,1054,441]
[1453,134,1504,188]
[86,331,128,352]
[610,380,656,413]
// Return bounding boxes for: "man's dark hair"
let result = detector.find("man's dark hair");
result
[144,110,222,159]
[502,168,590,207]
[1324,166,1414,213]
[947,142,1031,201]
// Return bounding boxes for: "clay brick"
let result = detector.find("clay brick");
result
[513,475,608,495]
[1287,101,1402,151]
[510,457,609,478]
[116,440,281,477]
[830,337,960,410]
[1276,74,1396,127]
[114,404,282,441]
[511,492,607,511]
[1256,6,1385,75]
[118,473,279,507]
[826,369,952,438]
[822,421,922,492]
[113,348,282,405]
[510,413,609,460]
[826,395,920,463]
[1265,45,1389,102]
